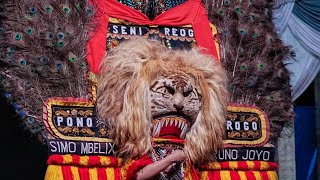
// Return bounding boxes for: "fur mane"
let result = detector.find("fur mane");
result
[97,38,229,163]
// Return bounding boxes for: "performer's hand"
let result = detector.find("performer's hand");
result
[168,150,186,163]
[135,150,186,180]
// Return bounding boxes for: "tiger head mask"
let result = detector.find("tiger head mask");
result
[97,38,229,163]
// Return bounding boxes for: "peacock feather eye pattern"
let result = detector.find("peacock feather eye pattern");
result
[240,65,247,71]
[257,63,266,70]
[80,63,87,69]
[14,33,22,41]
[218,9,225,16]
[55,61,63,70]
[19,59,27,66]
[235,6,241,13]
[239,28,247,35]
[45,5,53,13]
[86,8,93,15]
[57,40,65,47]
[39,57,49,64]
[252,31,257,38]
[26,27,33,35]
[68,53,78,63]
[63,5,71,14]
[57,32,65,39]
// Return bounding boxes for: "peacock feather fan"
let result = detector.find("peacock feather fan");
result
[0,0,294,145]
[205,0,294,144]
[0,0,96,141]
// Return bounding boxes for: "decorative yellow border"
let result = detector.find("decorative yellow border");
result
[45,98,113,143]
[44,75,112,142]
[88,72,98,102]
[210,23,220,60]
[223,104,270,147]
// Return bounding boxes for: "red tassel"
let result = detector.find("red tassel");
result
[78,167,90,180]
[61,166,74,180]
[97,168,107,180]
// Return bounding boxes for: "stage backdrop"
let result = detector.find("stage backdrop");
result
[294,106,317,180]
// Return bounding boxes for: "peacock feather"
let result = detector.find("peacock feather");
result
[206,0,293,143]
[0,0,96,141]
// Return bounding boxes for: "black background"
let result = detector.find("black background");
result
[0,90,47,180]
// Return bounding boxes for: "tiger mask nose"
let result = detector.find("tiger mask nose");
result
[173,104,184,112]
[173,93,184,112]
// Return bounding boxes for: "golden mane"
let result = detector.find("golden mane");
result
[97,38,229,163]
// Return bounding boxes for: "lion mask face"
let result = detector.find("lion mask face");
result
[97,38,229,163]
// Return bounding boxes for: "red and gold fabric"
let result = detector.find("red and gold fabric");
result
[200,161,278,180]
[45,155,122,180]
[45,155,278,180]
[45,155,202,180]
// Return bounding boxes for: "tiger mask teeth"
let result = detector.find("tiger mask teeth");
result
[151,117,190,138]
[170,118,174,126]
[180,124,188,139]
[165,119,170,126]
[152,121,162,137]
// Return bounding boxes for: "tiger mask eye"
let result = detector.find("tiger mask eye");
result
[165,85,175,95]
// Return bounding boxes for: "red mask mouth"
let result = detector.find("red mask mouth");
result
[152,116,189,139]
